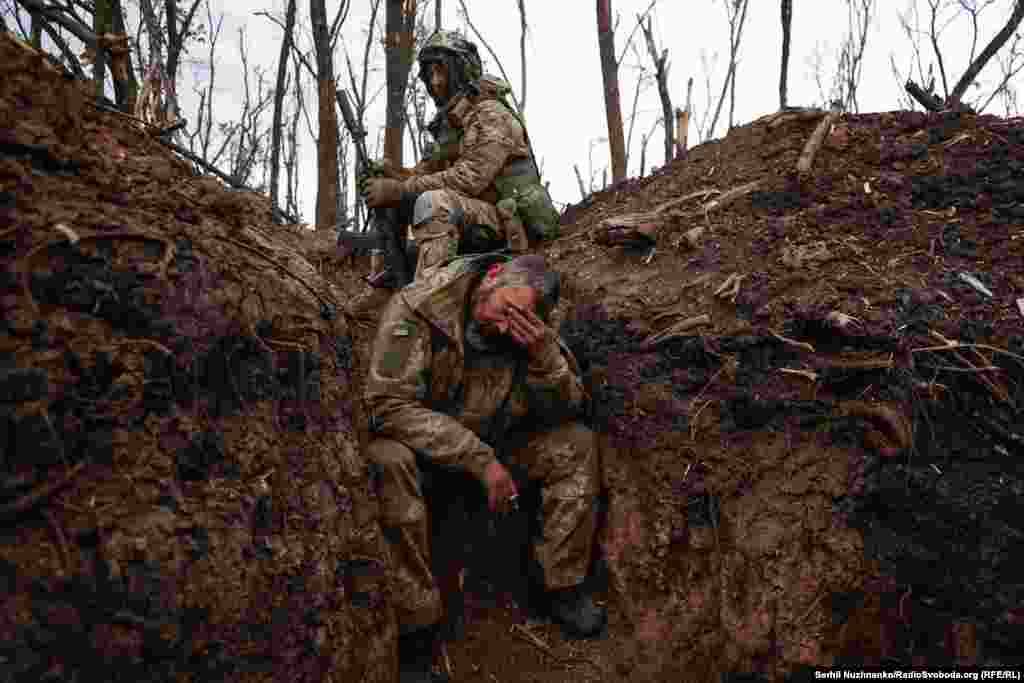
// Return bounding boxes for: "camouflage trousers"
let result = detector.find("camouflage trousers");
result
[366,421,600,632]
[411,189,526,279]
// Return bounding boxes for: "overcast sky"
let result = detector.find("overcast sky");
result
[59,1,1024,221]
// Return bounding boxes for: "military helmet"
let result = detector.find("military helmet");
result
[418,30,482,103]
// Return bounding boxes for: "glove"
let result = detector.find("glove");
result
[356,159,385,197]
[363,176,404,208]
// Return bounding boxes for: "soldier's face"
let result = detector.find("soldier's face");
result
[472,285,536,339]
[429,62,449,102]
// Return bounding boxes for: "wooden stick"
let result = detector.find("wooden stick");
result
[797,106,841,174]
[779,367,819,382]
[904,80,945,112]
[771,331,816,354]
[440,641,453,679]
[644,313,711,346]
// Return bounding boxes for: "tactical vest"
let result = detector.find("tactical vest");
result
[426,76,561,244]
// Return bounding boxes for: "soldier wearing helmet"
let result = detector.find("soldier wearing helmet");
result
[361,30,559,284]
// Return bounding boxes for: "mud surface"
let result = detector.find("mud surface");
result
[1,34,393,682]
[4,28,1024,683]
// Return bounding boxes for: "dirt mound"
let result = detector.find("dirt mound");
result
[277,108,1024,681]
[530,108,1023,678]
[1,34,393,682]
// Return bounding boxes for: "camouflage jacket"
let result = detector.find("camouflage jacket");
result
[401,90,531,202]
[364,254,587,482]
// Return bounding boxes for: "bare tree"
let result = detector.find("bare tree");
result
[621,44,652,176]
[341,0,383,232]
[706,0,750,138]
[311,0,344,229]
[903,0,1024,111]
[693,49,719,143]
[455,0,524,113]
[950,0,1024,104]
[835,0,875,112]
[383,0,417,165]
[597,0,626,185]
[268,0,297,223]
[226,27,274,188]
[435,0,441,30]
[161,0,202,124]
[984,29,1024,113]
[639,14,673,166]
[186,2,224,164]
[13,0,137,110]
[780,0,792,108]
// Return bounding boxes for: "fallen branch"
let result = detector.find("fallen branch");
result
[594,183,758,245]
[904,80,945,112]
[713,273,744,302]
[644,313,711,346]
[154,137,300,225]
[779,367,819,382]
[771,331,815,354]
[796,105,841,174]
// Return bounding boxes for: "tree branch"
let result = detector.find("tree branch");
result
[905,78,945,111]
[14,0,95,46]
[926,0,951,98]
[950,0,1024,104]
[456,0,521,113]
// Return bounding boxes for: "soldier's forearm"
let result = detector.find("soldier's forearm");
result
[369,397,498,482]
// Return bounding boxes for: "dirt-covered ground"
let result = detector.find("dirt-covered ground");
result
[337,104,1024,681]
[3,28,1024,683]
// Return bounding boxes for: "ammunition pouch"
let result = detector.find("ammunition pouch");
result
[493,158,561,243]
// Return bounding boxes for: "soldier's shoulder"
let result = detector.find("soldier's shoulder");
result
[471,98,521,128]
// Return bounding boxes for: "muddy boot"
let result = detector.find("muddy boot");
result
[397,625,438,683]
[548,584,606,639]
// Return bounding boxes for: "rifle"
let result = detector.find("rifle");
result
[335,89,413,289]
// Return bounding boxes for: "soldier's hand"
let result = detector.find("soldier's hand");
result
[483,460,518,513]
[508,302,548,358]
[364,177,404,208]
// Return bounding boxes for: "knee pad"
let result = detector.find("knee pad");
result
[413,190,453,227]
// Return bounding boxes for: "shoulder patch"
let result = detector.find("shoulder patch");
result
[392,320,417,338]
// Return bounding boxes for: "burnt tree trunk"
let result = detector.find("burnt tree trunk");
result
[384,0,417,166]
[110,0,138,114]
[597,0,626,185]
[93,0,113,100]
[164,0,203,125]
[269,0,297,223]
[311,0,341,230]
[640,16,673,166]
[780,0,792,109]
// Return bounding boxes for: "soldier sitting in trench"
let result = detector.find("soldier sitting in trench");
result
[357,30,558,304]
[364,252,605,682]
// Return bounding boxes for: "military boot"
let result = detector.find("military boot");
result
[397,625,438,683]
[548,584,607,639]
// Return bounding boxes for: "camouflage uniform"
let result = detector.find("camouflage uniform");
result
[399,87,533,279]
[364,254,600,632]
